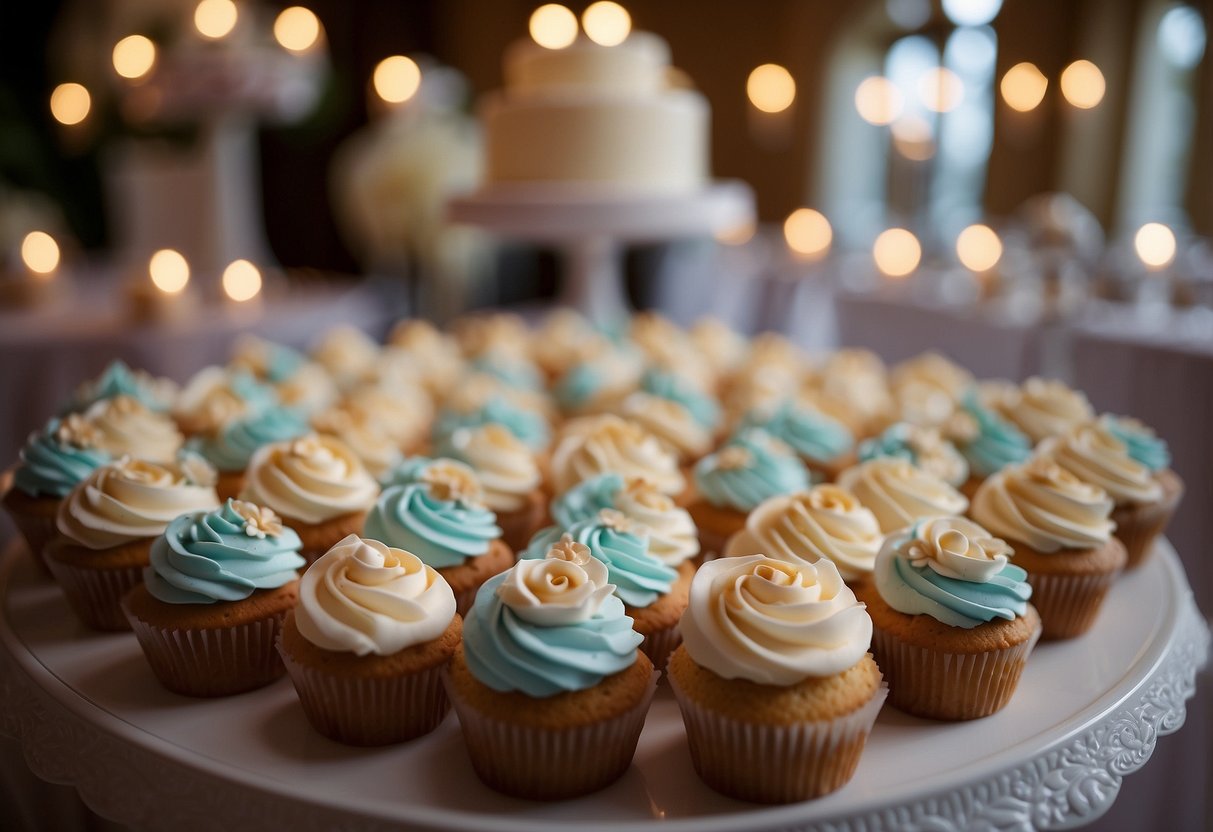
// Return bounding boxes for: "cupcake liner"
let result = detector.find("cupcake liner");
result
[45,559,143,631]
[123,605,289,697]
[870,623,1040,720]
[1113,499,1178,570]
[639,624,682,674]
[1028,570,1119,640]
[443,669,659,800]
[278,645,450,746]
[4,509,57,574]
[669,673,887,804]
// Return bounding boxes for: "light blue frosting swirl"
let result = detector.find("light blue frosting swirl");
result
[363,483,502,569]
[874,523,1032,629]
[470,356,543,391]
[379,455,438,489]
[12,419,112,498]
[550,473,623,529]
[742,401,853,464]
[432,397,550,451]
[143,500,305,604]
[693,428,811,511]
[522,517,677,608]
[858,423,918,465]
[641,369,721,430]
[462,570,642,697]
[958,392,1032,478]
[256,341,306,383]
[552,361,607,411]
[187,406,309,472]
[1102,416,1170,472]
[64,360,169,413]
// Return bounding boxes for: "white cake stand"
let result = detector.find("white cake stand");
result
[447,181,755,324]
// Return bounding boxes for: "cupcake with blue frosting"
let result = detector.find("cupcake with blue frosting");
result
[62,360,176,415]
[187,405,309,500]
[122,499,306,696]
[741,400,856,479]
[855,516,1040,720]
[953,390,1032,497]
[857,422,969,488]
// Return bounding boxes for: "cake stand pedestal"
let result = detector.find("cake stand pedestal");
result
[447,181,755,325]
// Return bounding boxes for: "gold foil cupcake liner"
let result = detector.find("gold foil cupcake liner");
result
[1028,570,1120,640]
[668,673,887,804]
[278,645,450,746]
[122,604,289,697]
[871,623,1041,720]
[443,669,659,800]
[46,559,143,631]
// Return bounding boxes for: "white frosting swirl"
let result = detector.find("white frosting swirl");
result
[620,392,712,461]
[892,352,973,400]
[816,349,894,430]
[690,318,748,376]
[446,424,541,512]
[341,384,432,450]
[679,555,872,685]
[899,516,1012,582]
[1006,377,1094,443]
[311,407,403,481]
[295,535,456,656]
[310,326,380,388]
[1041,424,1162,506]
[273,361,340,414]
[613,478,700,567]
[172,366,254,436]
[240,434,379,524]
[551,415,685,496]
[387,320,465,396]
[57,457,220,549]
[496,537,615,625]
[837,458,969,534]
[85,396,183,463]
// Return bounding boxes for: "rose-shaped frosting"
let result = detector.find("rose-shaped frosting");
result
[693,428,811,512]
[228,334,306,383]
[970,457,1114,552]
[1099,414,1170,472]
[240,434,379,524]
[725,486,883,580]
[858,422,970,487]
[837,457,969,534]
[523,509,678,608]
[432,394,551,452]
[462,545,642,697]
[439,424,541,513]
[957,391,1032,478]
[310,325,380,388]
[741,401,854,464]
[1041,423,1162,506]
[362,461,502,569]
[294,534,457,656]
[679,555,872,685]
[13,416,112,498]
[874,517,1031,628]
[172,367,278,436]
[57,456,220,549]
[1005,377,1094,443]
[187,406,310,473]
[144,500,305,604]
[63,360,176,414]
[640,369,722,431]
[620,392,713,461]
[85,395,184,463]
[550,414,685,496]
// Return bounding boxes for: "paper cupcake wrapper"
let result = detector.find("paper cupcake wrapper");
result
[443,669,658,801]
[122,606,288,697]
[639,624,682,675]
[1115,501,1177,571]
[669,673,887,804]
[45,559,143,631]
[278,646,450,746]
[1028,570,1119,640]
[871,624,1040,720]
[4,509,56,574]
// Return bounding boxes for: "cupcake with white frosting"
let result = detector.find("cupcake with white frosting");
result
[278,534,462,745]
[84,395,184,463]
[550,414,685,499]
[440,424,546,551]
[1002,377,1094,443]
[837,457,968,534]
[668,554,885,803]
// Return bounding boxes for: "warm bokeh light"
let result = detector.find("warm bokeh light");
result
[274,7,322,53]
[222,259,263,302]
[112,35,157,80]
[1060,60,1105,109]
[854,76,903,126]
[582,1,631,46]
[148,249,190,294]
[747,64,796,113]
[1134,223,1177,270]
[50,83,91,126]
[783,208,832,261]
[1000,62,1048,112]
[194,0,238,40]
[529,4,578,49]
[373,55,422,104]
[956,224,1003,272]
[873,228,922,278]
[21,232,60,276]
[715,221,756,246]
[891,115,935,161]
[917,67,964,113]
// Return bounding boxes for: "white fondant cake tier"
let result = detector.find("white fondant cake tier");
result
[504,33,671,96]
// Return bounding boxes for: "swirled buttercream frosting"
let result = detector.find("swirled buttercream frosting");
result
[1098,414,1170,472]
[187,406,309,473]
[858,422,969,487]
[240,434,378,524]
[693,429,810,512]
[1005,377,1094,443]
[741,401,854,464]
[1042,423,1162,505]
[13,415,112,499]
[439,424,541,513]
[64,360,176,414]
[85,395,184,463]
[837,458,968,534]
[957,391,1032,478]
[550,414,685,496]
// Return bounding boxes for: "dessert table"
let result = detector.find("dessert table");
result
[0,540,1206,832]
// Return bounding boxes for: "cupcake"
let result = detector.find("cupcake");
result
[688,429,811,557]
[45,455,220,630]
[954,389,1032,498]
[723,485,884,586]
[669,554,885,803]
[1044,420,1181,569]
[855,516,1040,720]
[439,424,546,552]
[386,319,465,398]
[85,395,184,463]
[971,457,1125,639]
[279,534,461,745]
[528,308,611,383]
[186,406,310,500]
[432,389,552,453]
[552,350,644,416]
[689,318,748,381]
[363,459,511,615]
[888,352,973,431]
[814,349,894,438]
[310,325,380,390]
[446,539,655,800]
[228,334,308,384]
[619,392,715,464]
[239,434,379,563]
[550,414,685,498]
[122,500,305,696]
[837,457,968,534]
[523,509,691,671]
[2,415,112,568]
[640,368,723,433]
[62,360,177,415]
[1002,377,1094,444]
[171,366,278,438]
[311,405,404,482]
[857,422,969,488]
[740,400,855,481]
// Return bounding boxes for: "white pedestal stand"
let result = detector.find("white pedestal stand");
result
[448,180,754,325]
